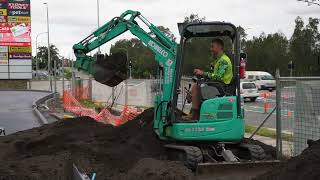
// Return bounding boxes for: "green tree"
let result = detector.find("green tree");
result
[183,14,206,23]
[244,32,289,75]
[110,25,176,78]
[289,17,320,75]
[35,45,61,70]
[149,26,176,42]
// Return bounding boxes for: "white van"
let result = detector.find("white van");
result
[245,71,276,91]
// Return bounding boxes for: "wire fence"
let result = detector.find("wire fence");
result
[277,76,320,158]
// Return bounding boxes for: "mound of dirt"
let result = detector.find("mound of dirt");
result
[255,139,320,180]
[0,108,183,180]
[119,158,195,180]
[0,107,276,180]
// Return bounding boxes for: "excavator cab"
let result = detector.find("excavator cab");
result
[161,22,267,170]
[168,22,244,141]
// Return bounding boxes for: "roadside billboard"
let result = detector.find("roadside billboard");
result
[0,0,31,80]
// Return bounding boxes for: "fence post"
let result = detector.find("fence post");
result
[28,80,31,90]
[276,69,282,159]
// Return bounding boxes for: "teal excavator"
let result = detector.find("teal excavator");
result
[73,10,270,171]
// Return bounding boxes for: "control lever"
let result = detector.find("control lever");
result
[181,83,192,113]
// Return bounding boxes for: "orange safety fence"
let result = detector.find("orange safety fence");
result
[63,90,141,126]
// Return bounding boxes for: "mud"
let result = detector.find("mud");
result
[255,139,320,180]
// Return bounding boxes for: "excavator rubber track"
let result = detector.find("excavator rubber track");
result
[165,144,203,170]
[239,143,267,161]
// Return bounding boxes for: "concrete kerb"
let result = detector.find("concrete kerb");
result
[32,91,57,125]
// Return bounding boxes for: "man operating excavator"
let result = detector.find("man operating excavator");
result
[189,38,234,120]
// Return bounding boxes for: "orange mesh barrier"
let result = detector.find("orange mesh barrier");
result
[63,90,141,126]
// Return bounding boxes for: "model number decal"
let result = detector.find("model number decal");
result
[184,127,215,132]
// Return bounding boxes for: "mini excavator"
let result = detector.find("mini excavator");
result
[73,10,272,171]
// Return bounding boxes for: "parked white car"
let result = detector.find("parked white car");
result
[240,82,260,102]
[245,71,276,91]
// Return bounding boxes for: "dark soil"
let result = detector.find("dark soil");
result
[0,107,277,180]
[0,108,178,180]
[255,139,320,180]
[119,158,195,180]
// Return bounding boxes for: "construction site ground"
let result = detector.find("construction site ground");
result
[0,107,318,180]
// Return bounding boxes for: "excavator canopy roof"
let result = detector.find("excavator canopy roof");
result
[178,22,237,40]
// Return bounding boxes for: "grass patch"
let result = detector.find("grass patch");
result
[245,124,293,141]
[79,99,105,112]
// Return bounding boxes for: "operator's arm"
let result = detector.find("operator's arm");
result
[204,60,228,81]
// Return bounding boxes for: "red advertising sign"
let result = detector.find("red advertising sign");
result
[0,25,11,33]
[0,42,30,46]
[0,23,31,43]
[8,3,30,10]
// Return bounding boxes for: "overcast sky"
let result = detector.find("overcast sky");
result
[31,0,320,57]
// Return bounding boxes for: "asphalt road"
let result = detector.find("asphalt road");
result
[0,91,50,135]
[244,89,295,131]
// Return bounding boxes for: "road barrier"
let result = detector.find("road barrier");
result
[63,90,141,126]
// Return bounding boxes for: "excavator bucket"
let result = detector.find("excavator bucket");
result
[93,52,128,87]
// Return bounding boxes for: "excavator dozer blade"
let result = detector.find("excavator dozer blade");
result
[93,52,128,87]
[196,160,280,180]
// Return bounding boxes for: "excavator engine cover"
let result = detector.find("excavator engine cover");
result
[93,52,127,87]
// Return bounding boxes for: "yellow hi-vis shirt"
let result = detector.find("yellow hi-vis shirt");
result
[204,53,233,84]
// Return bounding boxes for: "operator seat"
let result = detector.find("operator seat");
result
[200,83,223,100]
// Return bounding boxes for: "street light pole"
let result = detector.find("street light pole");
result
[44,2,53,92]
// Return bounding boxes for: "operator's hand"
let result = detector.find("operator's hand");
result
[193,69,204,76]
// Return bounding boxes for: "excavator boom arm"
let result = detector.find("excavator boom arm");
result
[73,10,177,136]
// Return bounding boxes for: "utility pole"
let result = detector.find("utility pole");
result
[44,2,53,92]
